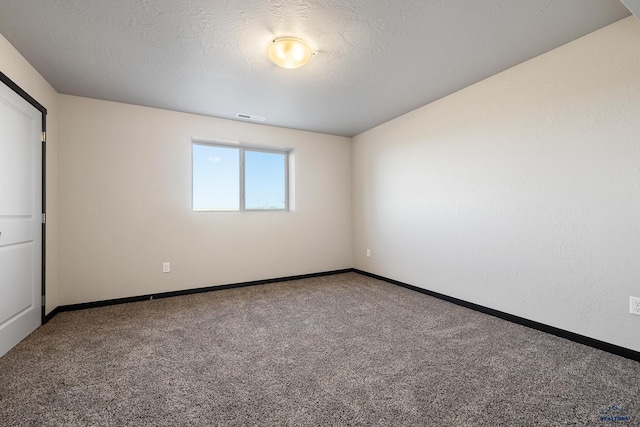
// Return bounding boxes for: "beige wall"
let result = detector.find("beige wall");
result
[59,96,352,304]
[0,34,60,315]
[352,17,640,352]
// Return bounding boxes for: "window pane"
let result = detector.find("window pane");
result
[245,150,286,210]
[192,144,239,211]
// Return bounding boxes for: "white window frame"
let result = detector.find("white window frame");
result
[192,139,290,212]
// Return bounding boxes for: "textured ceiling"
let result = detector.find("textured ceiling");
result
[0,0,632,137]
[621,0,640,16]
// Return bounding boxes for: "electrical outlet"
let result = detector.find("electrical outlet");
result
[366,249,371,258]
[162,262,170,273]
[630,297,640,316]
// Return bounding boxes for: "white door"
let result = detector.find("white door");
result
[0,80,42,358]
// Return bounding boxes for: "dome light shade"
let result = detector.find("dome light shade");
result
[267,38,315,69]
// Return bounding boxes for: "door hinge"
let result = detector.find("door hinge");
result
[41,131,46,143]
[42,295,46,307]
[42,213,46,224]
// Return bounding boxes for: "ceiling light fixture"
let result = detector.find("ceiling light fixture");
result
[267,37,315,69]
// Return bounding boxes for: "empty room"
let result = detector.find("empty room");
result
[1,1,639,425]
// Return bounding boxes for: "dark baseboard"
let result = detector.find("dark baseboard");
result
[54,269,354,314]
[353,269,640,363]
[43,267,639,363]
[43,306,61,324]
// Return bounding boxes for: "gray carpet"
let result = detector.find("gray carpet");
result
[1,272,638,426]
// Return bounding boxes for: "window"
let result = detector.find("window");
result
[192,141,289,211]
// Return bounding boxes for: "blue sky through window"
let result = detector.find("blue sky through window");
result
[192,144,287,211]
[245,151,286,210]
[192,144,239,211]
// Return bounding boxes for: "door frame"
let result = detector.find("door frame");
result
[0,70,47,324]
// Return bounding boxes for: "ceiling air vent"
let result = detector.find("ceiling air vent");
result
[236,113,266,122]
